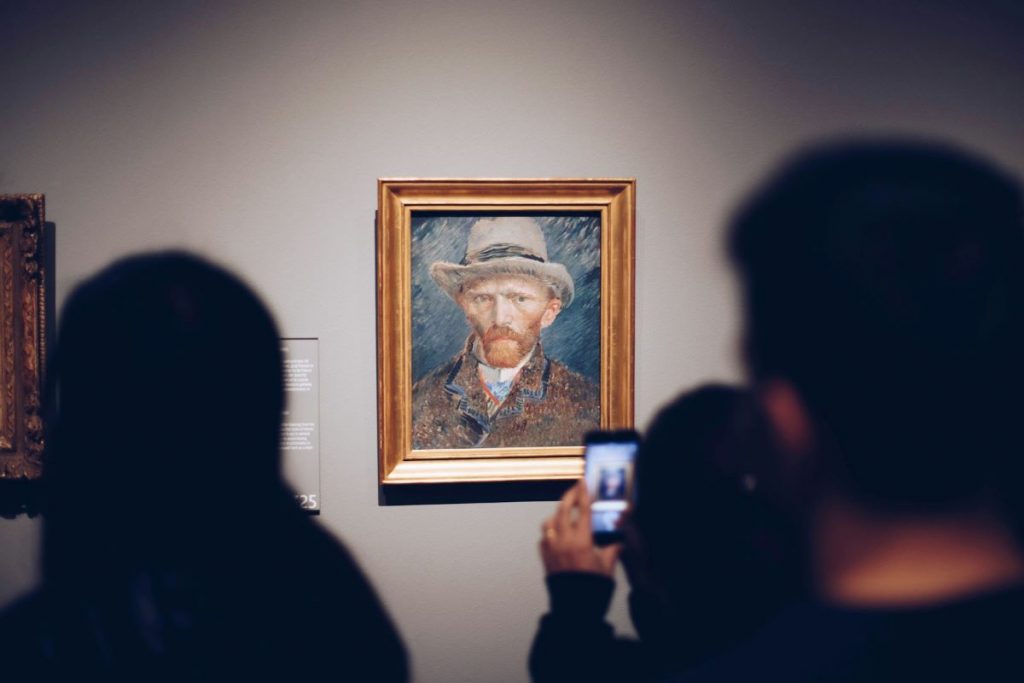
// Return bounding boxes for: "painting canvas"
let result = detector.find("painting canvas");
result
[410,213,601,450]
[377,179,634,485]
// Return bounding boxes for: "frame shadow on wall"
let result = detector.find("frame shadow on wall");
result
[379,478,574,506]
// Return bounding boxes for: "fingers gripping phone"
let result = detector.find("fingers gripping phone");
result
[584,429,639,546]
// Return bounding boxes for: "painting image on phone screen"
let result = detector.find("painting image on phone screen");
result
[584,441,637,533]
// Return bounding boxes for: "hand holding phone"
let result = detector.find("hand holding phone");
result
[539,481,621,577]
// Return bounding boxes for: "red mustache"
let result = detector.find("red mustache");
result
[482,326,529,344]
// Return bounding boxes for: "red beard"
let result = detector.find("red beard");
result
[481,325,538,368]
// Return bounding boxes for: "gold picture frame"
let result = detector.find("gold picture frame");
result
[0,194,49,482]
[377,179,635,484]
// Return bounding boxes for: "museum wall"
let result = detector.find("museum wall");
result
[1,1,1022,681]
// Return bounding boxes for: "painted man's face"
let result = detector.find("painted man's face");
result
[601,468,624,496]
[458,274,562,368]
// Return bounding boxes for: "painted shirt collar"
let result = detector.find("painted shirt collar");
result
[471,336,535,383]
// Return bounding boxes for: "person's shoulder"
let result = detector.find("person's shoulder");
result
[0,593,29,632]
[660,601,856,682]
[0,590,58,671]
[667,587,1024,682]
[0,589,47,634]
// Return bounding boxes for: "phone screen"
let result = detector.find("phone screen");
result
[584,431,639,543]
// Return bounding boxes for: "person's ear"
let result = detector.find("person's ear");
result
[758,379,815,458]
[540,298,562,329]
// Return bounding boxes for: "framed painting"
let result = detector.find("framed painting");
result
[0,194,49,483]
[377,179,634,484]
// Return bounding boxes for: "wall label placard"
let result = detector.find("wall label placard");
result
[281,338,320,512]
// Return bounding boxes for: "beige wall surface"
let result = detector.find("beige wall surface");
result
[2,1,1022,681]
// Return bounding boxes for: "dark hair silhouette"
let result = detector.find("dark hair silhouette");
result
[729,140,1024,511]
[628,384,803,668]
[44,252,286,582]
[1,252,407,681]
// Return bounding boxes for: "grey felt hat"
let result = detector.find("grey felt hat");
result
[429,217,575,307]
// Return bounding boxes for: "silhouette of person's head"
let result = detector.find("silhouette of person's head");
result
[44,251,287,585]
[628,384,801,666]
[729,140,1024,512]
[10,252,408,680]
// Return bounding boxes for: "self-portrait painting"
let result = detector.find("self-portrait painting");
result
[377,180,634,485]
[411,213,600,450]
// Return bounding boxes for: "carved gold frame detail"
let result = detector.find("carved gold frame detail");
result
[0,194,48,481]
[377,179,635,484]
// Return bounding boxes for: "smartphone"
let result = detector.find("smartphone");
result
[583,429,639,545]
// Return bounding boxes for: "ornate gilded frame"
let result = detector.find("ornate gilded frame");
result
[377,179,635,484]
[0,195,48,482]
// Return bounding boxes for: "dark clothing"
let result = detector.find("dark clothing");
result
[529,573,665,683]
[529,573,639,683]
[667,583,1024,683]
[0,501,408,682]
[412,338,598,449]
